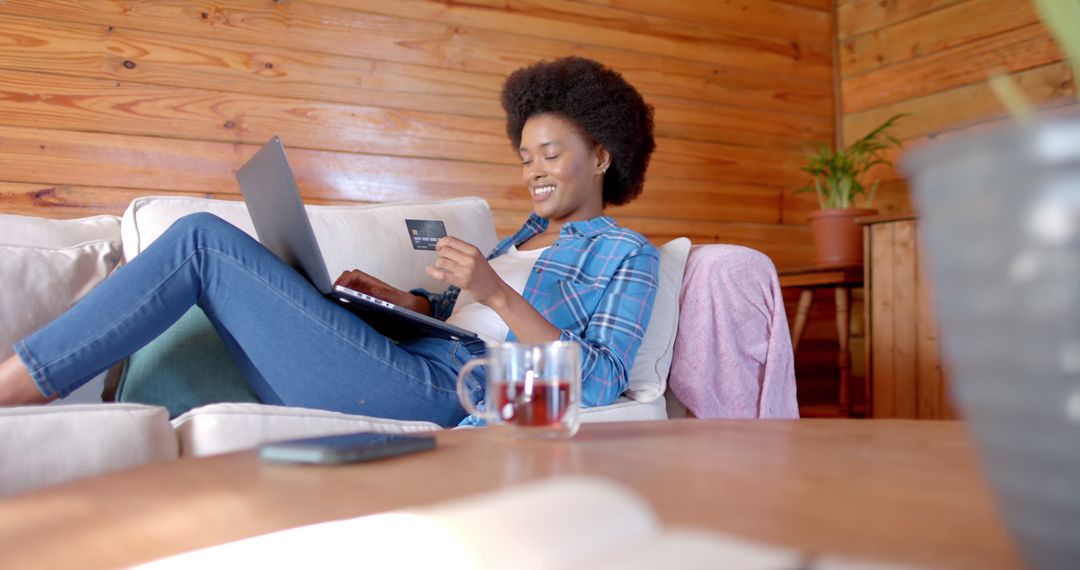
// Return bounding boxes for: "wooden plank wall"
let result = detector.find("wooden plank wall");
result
[837,0,1077,214]
[830,0,1076,418]
[0,0,837,268]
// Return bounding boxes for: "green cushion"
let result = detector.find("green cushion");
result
[117,307,260,418]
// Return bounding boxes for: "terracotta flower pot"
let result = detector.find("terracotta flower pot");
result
[807,208,876,267]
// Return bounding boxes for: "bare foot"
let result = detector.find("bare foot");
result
[0,354,54,405]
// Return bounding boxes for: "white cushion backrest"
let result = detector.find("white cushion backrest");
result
[0,242,122,361]
[121,196,498,292]
[624,237,692,402]
[119,195,688,402]
[0,213,125,405]
[0,213,121,249]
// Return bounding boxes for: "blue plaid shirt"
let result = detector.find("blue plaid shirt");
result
[416,213,660,408]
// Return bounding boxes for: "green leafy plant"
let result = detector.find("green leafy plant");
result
[797,113,906,210]
[1035,0,1080,93]
[992,0,1079,118]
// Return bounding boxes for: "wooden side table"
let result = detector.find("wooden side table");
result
[779,265,864,416]
[861,214,955,419]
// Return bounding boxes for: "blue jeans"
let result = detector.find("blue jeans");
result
[14,213,483,427]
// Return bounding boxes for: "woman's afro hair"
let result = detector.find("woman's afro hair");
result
[501,57,655,206]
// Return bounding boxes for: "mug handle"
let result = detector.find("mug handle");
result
[456,358,493,421]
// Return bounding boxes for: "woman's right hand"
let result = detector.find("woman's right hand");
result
[334,270,431,316]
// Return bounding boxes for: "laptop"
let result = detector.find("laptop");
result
[235,136,479,343]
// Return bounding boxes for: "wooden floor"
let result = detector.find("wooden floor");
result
[784,280,869,418]
[798,376,867,418]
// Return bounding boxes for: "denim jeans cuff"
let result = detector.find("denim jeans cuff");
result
[12,340,60,399]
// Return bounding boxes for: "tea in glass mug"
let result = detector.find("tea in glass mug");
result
[456,341,582,438]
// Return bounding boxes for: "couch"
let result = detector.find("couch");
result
[0,196,797,496]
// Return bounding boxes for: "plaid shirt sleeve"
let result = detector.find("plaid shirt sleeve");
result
[559,244,660,407]
[408,285,460,321]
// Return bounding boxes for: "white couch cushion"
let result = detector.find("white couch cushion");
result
[1,241,123,403]
[0,213,121,250]
[121,196,498,293]
[579,396,668,423]
[172,397,664,457]
[625,238,691,403]
[172,403,443,457]
[0,213,124,404]
[120,195,681,418]
[0,403,178,496]
[0,242,122,361]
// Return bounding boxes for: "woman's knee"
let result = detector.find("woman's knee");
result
[173,212,230,233]
[154,213,251,257]
[168,212,247,243]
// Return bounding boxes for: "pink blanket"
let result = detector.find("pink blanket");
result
[667,245,799,419]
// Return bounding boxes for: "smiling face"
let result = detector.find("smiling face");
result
[519,113,610,226]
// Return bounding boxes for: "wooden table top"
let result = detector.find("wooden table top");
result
[0,419,1021,569]
[778,264,864,288]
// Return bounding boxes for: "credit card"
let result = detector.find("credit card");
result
[405,219,448,250]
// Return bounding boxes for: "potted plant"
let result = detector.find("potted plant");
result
[798,114,905,266]
[903,1,1079,567]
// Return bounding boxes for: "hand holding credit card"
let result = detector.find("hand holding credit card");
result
[406,219,448,250]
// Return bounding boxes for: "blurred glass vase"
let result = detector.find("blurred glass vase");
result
[903,113,1080,570]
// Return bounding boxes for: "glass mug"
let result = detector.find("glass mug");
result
[456,341,582,439]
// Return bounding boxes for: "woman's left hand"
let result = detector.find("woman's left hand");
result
[427,236,507,307]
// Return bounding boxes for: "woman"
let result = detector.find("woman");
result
[0,57,660,427]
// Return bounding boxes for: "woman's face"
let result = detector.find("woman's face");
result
[518,113,609,225]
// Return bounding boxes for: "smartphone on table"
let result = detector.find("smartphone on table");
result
[259,432,436,465]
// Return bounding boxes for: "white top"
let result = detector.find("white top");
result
[446,244,547,344]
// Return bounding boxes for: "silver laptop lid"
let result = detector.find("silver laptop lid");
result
[235,137,334,294]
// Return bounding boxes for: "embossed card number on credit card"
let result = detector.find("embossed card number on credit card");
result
[406,219,448,251]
